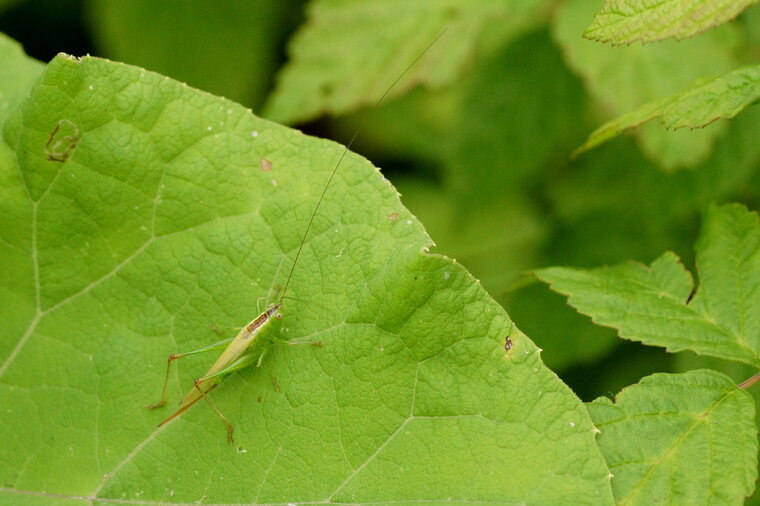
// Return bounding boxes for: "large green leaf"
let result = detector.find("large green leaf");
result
[584,0,760,45]
[262,0,548,124]
[536,204,760,366]
[589,370,757,505]
[0,53,614,502]
[575,64,760,156]
[553,0,739,170]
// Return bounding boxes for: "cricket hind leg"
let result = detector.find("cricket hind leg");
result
[194,380,236,444]
[193,353,261,444]
[147,337,234,409]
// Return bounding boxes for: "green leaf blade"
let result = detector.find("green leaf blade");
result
[536,204,760,366]
[589,370,758,505]
[690,203,760,355]
[576,65,760,156]
[1,53,614,503]
[584,0,760,45]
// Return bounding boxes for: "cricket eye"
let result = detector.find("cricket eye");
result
[276,313,283,320]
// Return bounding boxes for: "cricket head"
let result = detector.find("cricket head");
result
[269,302,284,320]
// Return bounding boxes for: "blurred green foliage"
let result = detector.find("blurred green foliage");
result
[2,0,759,406]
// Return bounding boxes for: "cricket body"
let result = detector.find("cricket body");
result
[149,303,284,442]
[149,30,446,444]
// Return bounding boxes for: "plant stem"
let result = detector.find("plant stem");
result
[737,371,760,389]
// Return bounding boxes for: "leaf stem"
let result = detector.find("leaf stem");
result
[737,371,760,390]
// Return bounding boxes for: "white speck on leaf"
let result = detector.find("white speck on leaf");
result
[443,271,450,280]
[251,130,259,137]
[569,421,575,427]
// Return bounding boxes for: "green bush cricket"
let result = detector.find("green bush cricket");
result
[148,30,446,444]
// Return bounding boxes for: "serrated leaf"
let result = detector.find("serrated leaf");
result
[262,0,548,124]
[584,0,760,45]
[553,0,738,169]
[0,54,615,503]
[589,370,757,505]
[576,65,760,155]
[536,204,760,366]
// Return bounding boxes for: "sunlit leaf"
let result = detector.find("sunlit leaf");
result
[589,370,757,504]
[0,51,614,503]
[584,0,759,45]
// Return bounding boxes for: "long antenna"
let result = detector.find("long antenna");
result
[279,29,447,303]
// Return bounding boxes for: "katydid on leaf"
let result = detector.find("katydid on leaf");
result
[148,30,447,444]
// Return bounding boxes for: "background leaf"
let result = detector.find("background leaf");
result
[553,0,739,170]
[536,204,760,366]
[0,32,43,121]
[0,53,614,503]
[576,64,760,155]
[589,370,757,505]
[85,0,292,110]
[584,0,760,45]
[262,0,549,124]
